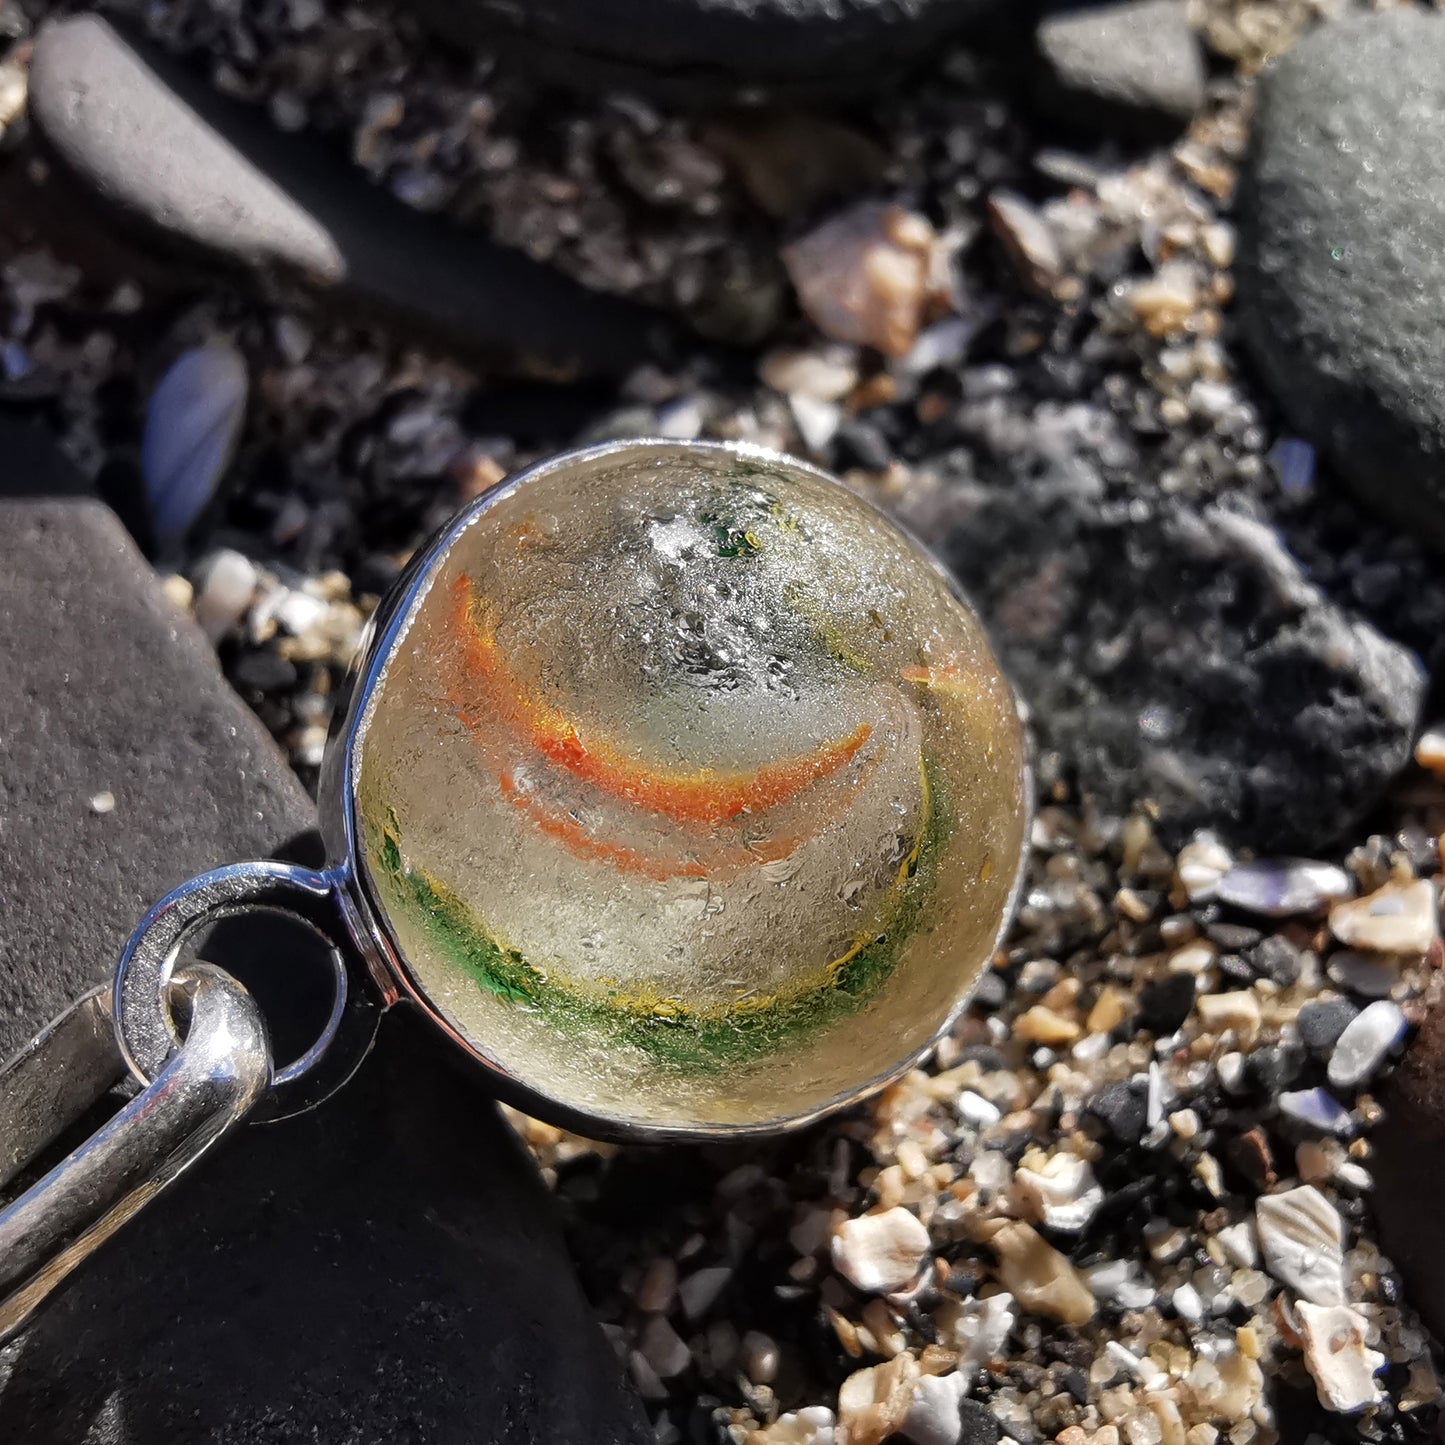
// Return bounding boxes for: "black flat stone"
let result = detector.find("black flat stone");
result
[408,0,1009,100]
[23,15,671,377]
[0,420,650,1444]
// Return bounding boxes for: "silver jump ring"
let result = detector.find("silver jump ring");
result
[112,860,381,1120]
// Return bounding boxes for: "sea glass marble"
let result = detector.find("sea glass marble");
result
[349,442,1028,1134]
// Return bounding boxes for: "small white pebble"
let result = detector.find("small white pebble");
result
[1215,1222,1258,1269]
[831,1207,931,1294]
[958,1090,1002,1127]
[89,790,116,815]
[1172,1281,1205,1322]
[1327,1000,1407,1091]
[638,1315,691,1379]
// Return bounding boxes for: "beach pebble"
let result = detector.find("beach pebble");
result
[1255,1186,1345,1305]
[1213,858,1352,918]
[1297,998,1359,1054]
[837,1355,920,1445]
[1296,1302,1386,1413]
[1034,0,1205,135]
[782,202,943,358]
[1216,1222,1258,1269]
[1329,879,1439,955]
[1012,1153,1104,1234]
[678,1265,732,1321]
[759,345,861,403]
[1175,836,1233,902]
[972,1220,1095,1326]
[1327,1000,1407,1091]
[832,1208,931,1294]
[192,549,258,644]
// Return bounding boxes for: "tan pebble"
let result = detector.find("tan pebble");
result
[1040,976,1083,1012]
[1087,986,1134,1034]
[896,1139,930,1181]
[861,1298,906,1358]
[634,1256,678,1314]
[1147,1397,1187,1445]
[782,202,940,358]
[837,1353,920,1445]
[1236,1324,1261,1360]
[1015,1004,1083,1045]
[1124,265,1199,338]
[829,1306,863,1358]
[1168,940,1218,976]
[832,1207,931,1294]
[1185,1427,1219,1445]
[1115,887,1155,923]
[1196,990,1261,1041]
[1201,222,1236,269]
[971,1218,1095,1326]
[161,573,195,611]
[1168,1108,1199,1140]
[1193,1154,1225,1198]
[1414,725,1445,777]
[1057,1429,1089,1445]
[1330,879,1439,955]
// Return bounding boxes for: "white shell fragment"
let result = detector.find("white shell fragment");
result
[1013,1153,1104,1234]
[1329,879,1440,955]
[1255,1185,1345,1305]
[142,341,248,546]
[1175,834,1234,902]
[831,1207,931,1294]
[755,1407,837,1444]
[1297,1302,1386,1413]
[1327,1000,1408,1091]
[902,1372,968,1445]
[1214,858,1353,917]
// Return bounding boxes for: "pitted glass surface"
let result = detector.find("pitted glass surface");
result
[352,444,1028,1131]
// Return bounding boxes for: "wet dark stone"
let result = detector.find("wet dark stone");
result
[1033,0,1206,137]
[408,0,1010,100]
[1245,1043,1305,1095]
[958,1398,1004,1445]
[1246,934,1304,986]
[1223,1126,1276,1194]
[0,421,649,1444]
[1206,922,1264,952]
[942,463,1423,853]
[1239,9,1445,549]
[973,970,1009,1009]
[1139,973,1196,1036]
[1298,997,1360,1053]
[1087,1080,1148,1145]
[24,15,670,377]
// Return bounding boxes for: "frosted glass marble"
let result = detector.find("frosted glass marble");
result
[352,443,1027,1134]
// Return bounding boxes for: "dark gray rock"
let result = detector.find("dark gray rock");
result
[1297,997,1359,1054]
[1034,0,1205,134]
[23,15,670,377]
[1139,973,1195,1036]
[409,0,1007,100]
[1239,10,1445,549]
[940,479,1424,852]
[0,420,650,1444]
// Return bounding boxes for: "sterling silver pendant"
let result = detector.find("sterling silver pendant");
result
[0,439,1030,1339]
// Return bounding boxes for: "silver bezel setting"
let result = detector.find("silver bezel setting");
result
[317,439,1033,1144]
